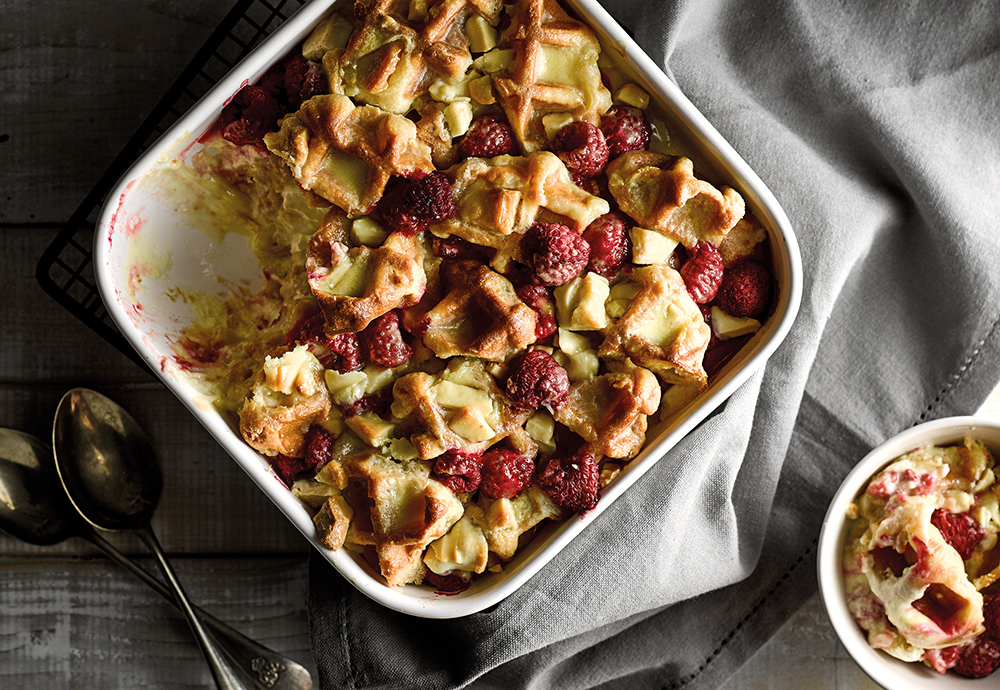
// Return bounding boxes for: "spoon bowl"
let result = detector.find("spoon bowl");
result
[0,424,312,690]
[53,388,249,690]
[52,389,162,531]
[0,429,77,545]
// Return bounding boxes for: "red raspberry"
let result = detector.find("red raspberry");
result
[522,222,590,287]
[376,173,456,235]
[303,426,335,471]
[984,594,1000,641]
[271,454,309,487]
[953,636,1000,678]
[424,569,472,593]
[283,55,327,108]
[553,121,610,181]
[506,349,570,409]
[680,242,725,304]
[360,311,413,368]
[583,211,631,279]
[288,313,362,373]
[480,449,535,499]
[432,449,483,494]
[432,235,493,263]
[931,508,985,560]
[539,450,600,513]
[345,388,392,418]
[716,261,774,318]
[458,114,515,158]
[515,283,557,340]
[220,84,285,147]
[600,105,651,159]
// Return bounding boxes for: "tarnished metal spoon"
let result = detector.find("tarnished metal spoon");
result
[51,388,300,690]
[0,428,312,690]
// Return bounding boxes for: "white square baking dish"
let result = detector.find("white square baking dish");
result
[94,0,802,618]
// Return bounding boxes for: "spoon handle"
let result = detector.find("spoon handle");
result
[85,528,312,690]
[136,526,252,690]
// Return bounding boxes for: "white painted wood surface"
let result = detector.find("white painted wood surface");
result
[2,1,997,688]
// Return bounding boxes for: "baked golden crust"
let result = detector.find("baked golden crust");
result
[332,0,503,115]
[307,218,427,333]
[599,265,712,388]
[421,261,537,361]
[334,451,464,586]
[429,151,609,271]
[238,347,333,457]
[607,152,745,248]
[553,362,660,459]
[490,0,611,153]
[389,357,535,459]
[264,94,434,216]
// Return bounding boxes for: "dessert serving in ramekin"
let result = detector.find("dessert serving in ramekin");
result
[819,417,1000,688]
[94,0,802,617]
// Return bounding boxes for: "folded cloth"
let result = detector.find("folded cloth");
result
[308,0,1000,687]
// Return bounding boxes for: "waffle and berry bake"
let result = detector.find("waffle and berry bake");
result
[175,0,779,591]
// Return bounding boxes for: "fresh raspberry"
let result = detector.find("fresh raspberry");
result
[480,449,535,499]
[716,261,774,318]
[539,450,600,513]
[283,55,326,109]
[931,508,985,560]
[600,105,651,159]
[458,114,515,158]
[553,121,610,181]
[405,172,457,221]
[953,636,1000,678]
[505,349,570,409]
[375,173,457,235]
[359,311,413,368]
[271,454,309,487]
[680,242,725,304]
[515,283,557,340]
[220,84,285,147]
[432,235,493,263]
[424,569,472,593]
[345,388,392,418]
[432,449,484,494]
[583,211,631,279]
[522,222,590,287]
[984,593,1000,641]
[303,426,335,471]
[289,313,363,373]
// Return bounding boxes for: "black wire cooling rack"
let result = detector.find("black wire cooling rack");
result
[35,0,309,369]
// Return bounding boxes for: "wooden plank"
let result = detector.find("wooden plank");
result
[0,0,231,224]
[0,557,316,688]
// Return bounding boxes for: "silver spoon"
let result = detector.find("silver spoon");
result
[52,388,279,690]
[0,428,312,690]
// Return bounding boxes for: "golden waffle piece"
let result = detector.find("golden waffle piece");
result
[606,151,746,248]
[330,451,465,586]
[488,0,612,153]
[238,346,333,457]
[420,260,537,361]
[306,212,427,333]
[389,357,535,459]
[599,264,712,388]
[264,94,434,216]
[330,0,503,115]
[553,361,660,459]
[430,151,609,271]
[718,211,768,266]
[471,485,562,559]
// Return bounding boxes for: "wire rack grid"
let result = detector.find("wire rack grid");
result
[35,0,309,369]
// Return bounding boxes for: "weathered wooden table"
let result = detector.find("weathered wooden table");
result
[2,2,993,688]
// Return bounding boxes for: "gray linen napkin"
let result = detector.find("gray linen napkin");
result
[308,0,1000,687]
